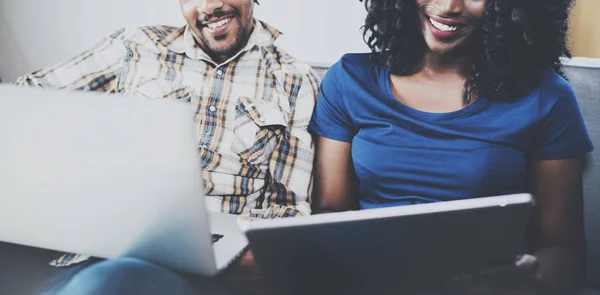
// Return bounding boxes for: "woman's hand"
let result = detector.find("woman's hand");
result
[443,255,545,295]
[224,250,268,295]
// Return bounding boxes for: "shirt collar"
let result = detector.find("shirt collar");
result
[160,20,281,65]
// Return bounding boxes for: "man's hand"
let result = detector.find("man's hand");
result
[224,250,268,295]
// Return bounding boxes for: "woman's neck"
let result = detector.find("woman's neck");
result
[417,50,471,79]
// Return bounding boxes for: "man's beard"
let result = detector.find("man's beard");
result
[194,8,253,58]
[197,20,251,58]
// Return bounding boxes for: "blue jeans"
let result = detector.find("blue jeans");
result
[40,257,228,295]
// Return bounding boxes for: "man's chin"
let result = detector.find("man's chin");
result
[207,44,238,57]
[197,36,236,54]
[196,29,247,60]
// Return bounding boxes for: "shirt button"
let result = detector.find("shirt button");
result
[258,116,265,122]
[216,69,223,76]
[209,105,216,112]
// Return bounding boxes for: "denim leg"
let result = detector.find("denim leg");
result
[39,258,103,295]
[51,257,200,295]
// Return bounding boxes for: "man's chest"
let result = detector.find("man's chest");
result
[114,50,292,166]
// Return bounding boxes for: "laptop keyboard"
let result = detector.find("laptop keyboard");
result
[211,233,224,244]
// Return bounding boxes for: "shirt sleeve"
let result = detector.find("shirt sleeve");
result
[15,29,127,92]
[529,72,594,160]
[308,58,356,142]
[15,29,128,269]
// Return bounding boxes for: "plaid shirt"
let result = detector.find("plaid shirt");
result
[16,21,319,267]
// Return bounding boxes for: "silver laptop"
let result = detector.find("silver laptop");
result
[246,193,534,294]
[0,85,247,276]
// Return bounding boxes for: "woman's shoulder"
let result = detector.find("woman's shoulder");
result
[317,53,387,113]
[328,53,378,76]
[324,53,382,90]
[537,69,576,103]
[510,69,577,112]
[338,53,373,66]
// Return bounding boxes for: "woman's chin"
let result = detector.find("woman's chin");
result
[425,40,470,58]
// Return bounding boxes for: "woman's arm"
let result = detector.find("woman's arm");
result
[528,157,586,293]
[312,136,360,214]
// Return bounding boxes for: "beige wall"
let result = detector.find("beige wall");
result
[570,0,600,58]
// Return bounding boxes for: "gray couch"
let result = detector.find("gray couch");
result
[310,58,600,293]
[0,58,598,294]
[563,57,600,293]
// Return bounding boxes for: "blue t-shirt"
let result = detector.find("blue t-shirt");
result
[308,53,594,210]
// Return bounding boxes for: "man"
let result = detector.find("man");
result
[16,0,319,294]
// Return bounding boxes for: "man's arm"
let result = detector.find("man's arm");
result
[15,29,127,92]
[14,28,129,270]
[259,69,320,218]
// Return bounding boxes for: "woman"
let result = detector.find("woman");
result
[309,0,594,293]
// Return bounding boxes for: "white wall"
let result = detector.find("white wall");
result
[0,0,368,82]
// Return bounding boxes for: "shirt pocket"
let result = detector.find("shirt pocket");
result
[232,95,288,164]
[134,77,196,102]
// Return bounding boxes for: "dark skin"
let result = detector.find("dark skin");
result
[314,0,585,294]
[223,251,267,294]
[179,0,264,290]
[180,0,255,64]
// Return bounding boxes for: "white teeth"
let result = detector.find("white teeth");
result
[206,17,232,30]
[430,18,458,32]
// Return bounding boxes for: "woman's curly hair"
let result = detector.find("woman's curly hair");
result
[360,0,573,103]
